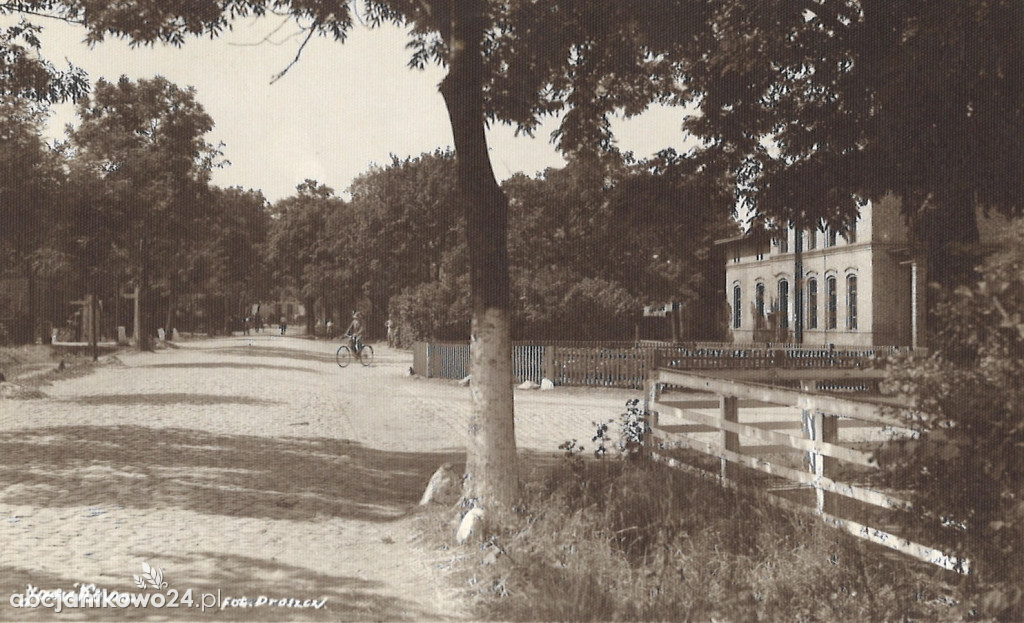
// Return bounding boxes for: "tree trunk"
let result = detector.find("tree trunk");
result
[24,259,37,344]
[136,282,152,351]
[165,290,177,338]
[440,0,520,511]
[305,296,316,336]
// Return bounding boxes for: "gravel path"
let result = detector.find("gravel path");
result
[0,336,638,621]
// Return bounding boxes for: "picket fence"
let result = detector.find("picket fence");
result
[412,341,911,388]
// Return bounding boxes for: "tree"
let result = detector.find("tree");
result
[267,180,341,336]
[682,0,1023,287]
[68,76,218,350]
[343,151,459,334]
[0,96,68,342]
[14,0,708,512]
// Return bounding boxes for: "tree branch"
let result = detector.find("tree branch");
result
[0,6,83,26]
[269,25,316,85]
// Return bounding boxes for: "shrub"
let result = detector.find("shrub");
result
[882,239,1024,619]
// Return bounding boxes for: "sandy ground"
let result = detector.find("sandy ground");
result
[0,335,639,621]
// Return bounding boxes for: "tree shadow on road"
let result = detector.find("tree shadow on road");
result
[0,426,464,523]
[206,346,337,365]
[69,394,283,407]
[141,362,317,373]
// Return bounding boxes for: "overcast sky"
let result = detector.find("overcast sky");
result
[29,15,696,203]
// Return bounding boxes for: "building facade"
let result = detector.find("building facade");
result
[718,195,925,347]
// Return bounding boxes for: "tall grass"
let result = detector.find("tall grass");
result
[437,456,961,622]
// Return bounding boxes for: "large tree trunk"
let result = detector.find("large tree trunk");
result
[440,0,520,511]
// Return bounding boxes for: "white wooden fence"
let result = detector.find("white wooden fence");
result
[645,367,966,572]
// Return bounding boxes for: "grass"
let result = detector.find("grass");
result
[0,343,117,388]
[420,455,965,622]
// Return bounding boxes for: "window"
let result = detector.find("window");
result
[826,276,838,329]
[847,275,858,330]
[807,229,817,250]
[778,280,789,329]
[733,285,742,329]
[755,282,765,319]
[826,228,838,247]
[807,278,818,329]
[844,221,857,243]
[776,235,788,253]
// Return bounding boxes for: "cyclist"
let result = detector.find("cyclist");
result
[344,311,365,358]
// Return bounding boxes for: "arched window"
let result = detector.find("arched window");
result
[733,285,742,329]
[847,275,858,330]
[826,276,838,329]
[778,280,789,329]
[827,228,838,247]
[807,278,818,329]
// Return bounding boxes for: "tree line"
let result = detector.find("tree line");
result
[1,79,269,349]
[275,149,738,344]
[2,79,735,349]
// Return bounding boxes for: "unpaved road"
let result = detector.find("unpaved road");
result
[0,336,638,621]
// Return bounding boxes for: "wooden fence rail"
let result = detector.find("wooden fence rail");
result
[645,367,966,572]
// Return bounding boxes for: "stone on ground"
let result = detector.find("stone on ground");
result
[456,507,486,544]
[420,463,461,506]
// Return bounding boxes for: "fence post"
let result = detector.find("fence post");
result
[720,395,740,481]
[543,345,556,382]
[813,412,839,515]
[801,380,838,515]
[644,377,660,452]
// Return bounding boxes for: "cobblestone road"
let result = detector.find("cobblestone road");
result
[0,336,638,621]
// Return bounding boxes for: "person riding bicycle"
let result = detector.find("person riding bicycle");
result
[344,311,365,357]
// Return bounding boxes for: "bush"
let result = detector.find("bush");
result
[389,278,471,347]
[881,238,1024,619]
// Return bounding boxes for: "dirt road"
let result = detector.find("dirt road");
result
[0,336,638,621]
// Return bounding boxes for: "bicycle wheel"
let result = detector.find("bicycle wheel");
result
[336,344,351,368]
[359,344,374,367]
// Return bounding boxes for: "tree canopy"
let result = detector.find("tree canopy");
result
[682,0,1023,283]
[68,75,220,348]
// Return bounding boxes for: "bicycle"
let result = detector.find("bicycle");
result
[336,334,374,368]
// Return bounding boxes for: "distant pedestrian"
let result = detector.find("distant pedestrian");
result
[385,318,394,348]
[326,319,335,339]
[279,316,287,336]
[243,316,252,336]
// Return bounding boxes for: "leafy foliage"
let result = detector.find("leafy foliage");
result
[592,399,651,459]
[0,18,88,103]
[682,0,1023,285]
[67,75,221,346]
[881,220,1024,619]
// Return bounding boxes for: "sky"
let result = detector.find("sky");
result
[27,14,698,203]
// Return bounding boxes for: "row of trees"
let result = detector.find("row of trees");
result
[269,149,737,345]
[4,75,734,349]
[1,78,270,349]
